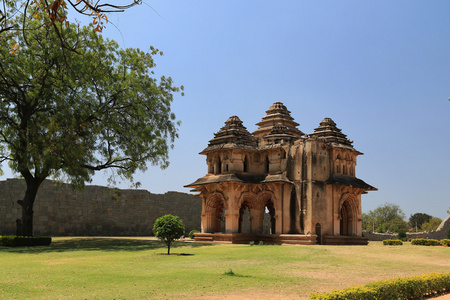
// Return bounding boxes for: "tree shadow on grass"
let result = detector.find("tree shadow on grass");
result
[0,237,213,254]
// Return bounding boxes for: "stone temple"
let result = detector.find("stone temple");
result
[185,102,376,245]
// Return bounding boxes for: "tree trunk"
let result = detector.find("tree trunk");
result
[167,242,171,255]
[17,179,42,236]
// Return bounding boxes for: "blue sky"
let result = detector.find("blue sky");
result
[2,1,450,220]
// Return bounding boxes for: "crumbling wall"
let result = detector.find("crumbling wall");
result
[0,179,201,236]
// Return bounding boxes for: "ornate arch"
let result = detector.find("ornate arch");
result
[257,190,278,212]
[338,193,360,236]
[237,191,257,209]
[205,191,226,213]
[202,191,227,234]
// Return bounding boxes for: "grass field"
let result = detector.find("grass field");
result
[0,237,449,299]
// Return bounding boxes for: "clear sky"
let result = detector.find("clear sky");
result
[2,1,450,220]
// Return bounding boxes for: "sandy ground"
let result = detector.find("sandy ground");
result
[189,292,450,300]
[189,290,450,300]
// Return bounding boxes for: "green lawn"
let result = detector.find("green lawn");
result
[0,237,449,299]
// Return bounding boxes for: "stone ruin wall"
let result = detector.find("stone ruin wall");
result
[363,216,450,241]
[0,179,201,237]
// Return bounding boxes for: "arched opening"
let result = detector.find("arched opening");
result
[219,209,226,233]
[243,156,249,172]
[316,223,322,245]
[340,200,354,236]
[216,157,222,174]
[204,194,226,233]
[265,156,270,174]
[238,202,251,233]
[214,202,225,233]
[264,200,276,234]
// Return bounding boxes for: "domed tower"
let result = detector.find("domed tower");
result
[199,115,257,175]
[253,101,304,141]
[305,117,376,244]
[309,117,353,147]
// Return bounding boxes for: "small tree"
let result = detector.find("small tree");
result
[153,214,185,255]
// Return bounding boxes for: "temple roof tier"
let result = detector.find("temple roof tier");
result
[185,173,293,187]
[253,101,304,139]
[201,115,257,154]
[309,117,354,147]
[326,174,377,191]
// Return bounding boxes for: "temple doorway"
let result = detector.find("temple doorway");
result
[339,200,354,236]
[238,202,251,233]
[316,223,322,244]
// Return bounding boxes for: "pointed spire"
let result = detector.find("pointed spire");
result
[309,117,353,147]
[253,101,304,139]
[201,116,257,153]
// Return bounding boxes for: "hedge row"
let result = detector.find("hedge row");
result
[309,272,450,300]
[383,239,403,246]
[411,238,449,246]
[0,236,52,247]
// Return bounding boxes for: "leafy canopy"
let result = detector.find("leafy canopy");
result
[153,214,185,255]
[409,213,432,230]
[362,203,408,233]
[1,0,141,35]
[421,217,443,232]
[0,11,182,188]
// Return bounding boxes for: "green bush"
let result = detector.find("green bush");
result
[411,238,441,246]
[440,239,450,247]
[188,230,199,239]
[309,272,450,300]
[383,239,403,246]
[447,230,450,239]
[398,231,407,241]
[0,236,51,247]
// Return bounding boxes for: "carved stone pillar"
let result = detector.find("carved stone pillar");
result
[250,208,264,233]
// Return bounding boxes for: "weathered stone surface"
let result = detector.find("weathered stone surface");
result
[186,102,377,245]
[0,179,201,236]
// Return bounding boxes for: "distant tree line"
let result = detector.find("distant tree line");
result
[362,203,445,234]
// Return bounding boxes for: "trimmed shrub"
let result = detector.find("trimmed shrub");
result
[188,230,199,239]
[411,238,441,246]
[0,236,51,247]
[383,239,403,246]
[440,239,450,247]
[447,230,450,239]
[309,272,450,300]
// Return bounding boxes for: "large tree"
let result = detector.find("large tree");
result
[409,213,432,231]
[0,12,182,236]
[363,203,409,233]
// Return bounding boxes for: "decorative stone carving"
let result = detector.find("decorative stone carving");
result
[185,102,377,245]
